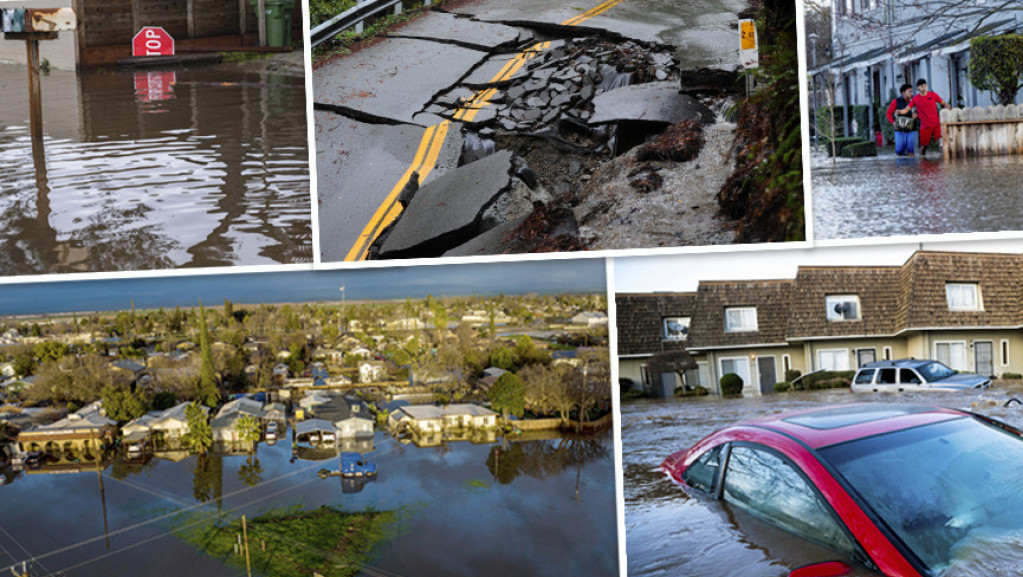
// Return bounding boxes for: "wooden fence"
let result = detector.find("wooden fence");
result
[942,105,1023,160]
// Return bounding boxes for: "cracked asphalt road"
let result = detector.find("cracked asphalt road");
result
[313,0,745,262]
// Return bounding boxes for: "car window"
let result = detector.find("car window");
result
[853,369,875,384]
[917,362,955,381]
[877,368,896,384]
[899,369,921,384]
[683,444,724,494]
[722,445,857,557]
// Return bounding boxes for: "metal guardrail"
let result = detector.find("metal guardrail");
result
[310,0,433,47]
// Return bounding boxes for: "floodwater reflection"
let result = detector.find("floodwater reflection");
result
[812,151,1023,240]
[0,428,616,577]
[622,386,1023,577]
[0,62,311,275]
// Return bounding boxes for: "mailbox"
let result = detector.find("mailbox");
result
[2,8,26,33]
[2,7,76,33]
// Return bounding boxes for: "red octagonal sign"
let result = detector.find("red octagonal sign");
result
[132,26,175,57]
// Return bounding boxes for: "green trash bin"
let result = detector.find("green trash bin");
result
[250,0,294,47]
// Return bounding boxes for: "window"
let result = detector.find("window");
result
[856,349,876,367]
[1002,340,1010,367]
[682,444,724,494]
[935,342,968,371]
[877,368,897,384]
[946,283,982,311]
[883,346,892,361]
[826,295,860,321]
[723,446,857,555]
[724,307,758,332]
[899,369,922,384]
[854,369,876,384]
[720,357,751,390]
[818,349,850,371]
[662,317,690,341]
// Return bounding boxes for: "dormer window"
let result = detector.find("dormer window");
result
[946,283,982,311]
[826,295,860,321]
[663,317,690,341]
[725,307,758,332]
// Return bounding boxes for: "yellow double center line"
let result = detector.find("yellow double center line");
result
[343,0,627,261]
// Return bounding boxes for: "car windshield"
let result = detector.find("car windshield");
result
[819,417,1023,574]
[916,362,956,381]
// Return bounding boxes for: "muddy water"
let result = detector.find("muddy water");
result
[0,62,311,275]
[622,386,1023,577]
[0,429,616,577]
[811,151,1023,240]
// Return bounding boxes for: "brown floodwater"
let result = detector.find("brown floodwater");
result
[621,385,1023,577]
[0,61,311,275]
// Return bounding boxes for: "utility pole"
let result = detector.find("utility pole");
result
[241,515,253,577]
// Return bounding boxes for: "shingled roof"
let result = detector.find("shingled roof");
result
[687,280,794,350]
[615,293,697,356]
[901,252,1023,328]
[787,266,903,339]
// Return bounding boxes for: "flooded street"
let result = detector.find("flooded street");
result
[621,385,1023,577]
[0,61,311,275]
[0,429,616,577]
[811,150,1023,240]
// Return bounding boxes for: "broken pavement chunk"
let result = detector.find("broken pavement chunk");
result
[377,150,516,259]
[589,81,715,126]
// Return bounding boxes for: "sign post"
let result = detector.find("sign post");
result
[738,19,758,95]
[132,26,175,57]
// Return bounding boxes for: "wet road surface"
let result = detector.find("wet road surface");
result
[0,62,311,275]
[812,151,1023,240]
[622,385,1023,577]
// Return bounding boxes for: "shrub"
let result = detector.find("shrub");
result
[774,381,792,393]
[720,373,744,396]
[623,389,647,400]
[674,386,710,397]
[841,141,877,158]
[619,378,635,396]
[1002,372,1023,380]
[824,137,861,157]
[784,369,802,382]
[802,370,856,390]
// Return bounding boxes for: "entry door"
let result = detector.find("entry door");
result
[758,357,777,394]
[975,342,994,377]
[857,349,876,367]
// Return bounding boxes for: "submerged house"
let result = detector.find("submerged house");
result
[388,404,498,434]
[618,251,1023,396]
[123,401,210,447]
[17,401,116,461]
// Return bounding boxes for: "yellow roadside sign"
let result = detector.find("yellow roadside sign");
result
[739,19,758,68]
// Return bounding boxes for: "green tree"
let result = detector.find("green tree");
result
[234,414,262,448]
[489,372,525,419]
[196,301,219,407]
[182,401,212,454]
[101,385,149,422]
[152,391,177,411]
[489,347,514,371]
[12,353,36,377]
[33,341,69,363]
[969,34,1023,106]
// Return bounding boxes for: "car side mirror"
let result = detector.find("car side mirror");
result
[788,561,851,577]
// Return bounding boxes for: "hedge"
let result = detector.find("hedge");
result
[841,141,878,157]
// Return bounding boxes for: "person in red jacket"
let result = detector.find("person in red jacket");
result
[910,78,951,155]
[886,83,918,156]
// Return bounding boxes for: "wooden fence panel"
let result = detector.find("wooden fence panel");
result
[942,105,1023,160]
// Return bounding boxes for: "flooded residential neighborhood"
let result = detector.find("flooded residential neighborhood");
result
[0,260,616,577]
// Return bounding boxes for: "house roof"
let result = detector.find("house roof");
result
[688,281,794,350]
[615,293,697,356]
[395,404,496,420]
[678,251,1023,352]
[786,266,903,339]
[295,418,336,436]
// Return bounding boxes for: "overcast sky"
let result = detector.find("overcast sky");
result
[614,238,1023,293]
[0,258,607,316]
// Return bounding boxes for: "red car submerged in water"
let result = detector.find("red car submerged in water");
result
[661,403,1023,577]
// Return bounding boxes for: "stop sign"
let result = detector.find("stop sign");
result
[132,26,175,57]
